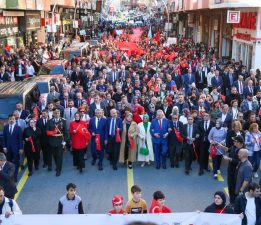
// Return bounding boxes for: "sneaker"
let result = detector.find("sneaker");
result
[254,172,259,178]
[217,170,221,174]
[214,174,218,179]
[141,162,145,167]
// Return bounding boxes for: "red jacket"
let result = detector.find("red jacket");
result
[149,199,171,214]
[69,121,91,150]
[108,209,126,214]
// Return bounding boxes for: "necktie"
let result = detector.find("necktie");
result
[205,121,207,131]
[173,122,176,128]
[70,108,72,118]
[111,118,115,136]
[229,74,233,85]
[200,72,202,82]
[9,125,12,134]
[159,119,162,130]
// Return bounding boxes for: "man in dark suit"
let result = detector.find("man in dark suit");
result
[107,109,123,170]
[224,67,236,95]
[118,65,129,82]
[172,69,182,91]
[233,74,245,96]
[195,65,206,90]
[15,59,26,81]
[150,110,171,169]
[3,114,23,182]
[181,116,200,175]
[168,115,183,168]
[0,153,17,198]
[46,109,68,177]
[243,79,255,98]
[217,104,233,128]
[36,109,50,169]
[89,94,107,118]
[107,65,119,84]
[198,113,215,175]
[70,66,84,86]
[182,68,195,95]
[15,102,29,120]
[211,70,223,92]
[0,66,9,82]
[89,109,108,171]
[160,98,172,119]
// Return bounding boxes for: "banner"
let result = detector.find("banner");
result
[2,212,241,225]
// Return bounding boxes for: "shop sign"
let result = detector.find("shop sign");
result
[26,15,41,30]
[227,10,240,23]
[234,32,251,41]
[0,16,18,26]
[0,27,18,37]
[233,12,257,30]
[0,16,19,37]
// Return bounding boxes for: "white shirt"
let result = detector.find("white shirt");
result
[245,194,256,225]
[206,72,215,87]
[232,107,238,119]
[95,103,101,110]
[247,101,253,110]
[95,117,99,128]
[26,65,35,76]
[221,113,227,122]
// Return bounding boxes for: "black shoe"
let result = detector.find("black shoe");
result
[42,164,47,168]
[28,171,33,176]
[113,166,118,170]
[91,159,96,166]
[156,166,160,169]
[48,167,52,171]
[79,169,83,173]
[185,170,189,175]
[128,164,133,169]
[98,165,103,171]
[35,166,39,170]
[170,164,174,168]
[198,170,204,176]
[20,165,25,170]
[205,168,211,172]
[56,172,61,177]
[162,165,167,169]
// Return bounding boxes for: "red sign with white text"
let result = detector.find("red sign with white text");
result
[233,12,257,30]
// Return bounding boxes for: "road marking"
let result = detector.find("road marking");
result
[224,187,229,196]
[127,168,134,201]
[14,168,29,201]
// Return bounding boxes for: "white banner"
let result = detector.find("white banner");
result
[1,213,241,225]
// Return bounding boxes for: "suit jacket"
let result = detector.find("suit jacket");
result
[233,80,245,94]
[211,76,223,88]
[19,110,29,120]
[3,124,23,151]
[16,119,27,132]
[107,117,123,141]
[107,71,119,83]
[1,161,15,181]
[150,118,170,144]
[64,107,78,129]
[0,72,9,82]
[195,70,207,85]
[161,106,173,119]
[172,74,182,90]
[224,73,236,89]
[217,112,233,128]
[168,120,183,146]
[47,92,60,103]
[36,117,49,144]
[89,116,108,140]
[243,86,255,98]
[182,73,195,90]
[89,102,107,118]
[181,123,199,144]
[198,120,215,144]
[46,118,68,147]
[118,70,129,81]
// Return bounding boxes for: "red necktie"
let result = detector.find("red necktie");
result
[159,120,162,130]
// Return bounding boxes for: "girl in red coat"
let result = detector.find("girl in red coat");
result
[69,113,91,173]
[149,191,171,214]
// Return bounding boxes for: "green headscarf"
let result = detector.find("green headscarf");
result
[143,114,149,132]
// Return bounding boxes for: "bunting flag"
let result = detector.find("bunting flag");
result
[154,31,160,44]
[28,136,36,153]
[95,134,101,151]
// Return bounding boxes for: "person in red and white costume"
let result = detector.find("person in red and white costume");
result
[149,191,171,214]
[108,195,126,214]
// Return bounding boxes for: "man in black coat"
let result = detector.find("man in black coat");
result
[46,109,68,177]
[198,113,215,175]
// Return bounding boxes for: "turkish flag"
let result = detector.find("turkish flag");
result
[128,134,135,150]
[95,134,101,151]
[28,136,36,153]
[78,125,91,143]
[116,128,121,143]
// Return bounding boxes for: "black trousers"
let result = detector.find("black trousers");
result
[24,147,40,172]
[73,149,85,169]
[199,141,210,171]
[40,141,51,166]
[227,171,236,204]
[184,143,194,171]
[108,137,120,167]
[169,144,182,166]
[50,145,63,173]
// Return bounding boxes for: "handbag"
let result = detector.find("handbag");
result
[139,147,149,156]
[209,144,217,158]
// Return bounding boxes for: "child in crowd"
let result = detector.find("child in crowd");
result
[125,185,147,214]
[149,191,171,213]
[108,195,126,214]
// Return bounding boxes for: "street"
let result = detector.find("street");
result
[16,151,234,214]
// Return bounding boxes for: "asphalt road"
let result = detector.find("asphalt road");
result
[15,150,250,214]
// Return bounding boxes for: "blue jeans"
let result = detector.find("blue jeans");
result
[249,151,261,172]
[153,143,168,167]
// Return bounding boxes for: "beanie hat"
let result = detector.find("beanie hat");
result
[112,195,123,206]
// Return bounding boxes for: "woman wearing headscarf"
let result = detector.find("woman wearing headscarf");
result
[208,119,227,179]
[119,112,138,169]
[133,105,145,124]
[137,114,154,167]
[204,191,234,214]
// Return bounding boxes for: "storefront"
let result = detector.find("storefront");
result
[25,11,41,44]
[0,15,21,48]
[232,10,261,69]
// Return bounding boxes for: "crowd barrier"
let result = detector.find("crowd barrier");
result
[1,212,241,225]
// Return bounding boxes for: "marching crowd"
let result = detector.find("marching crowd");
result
[1,25,261,224]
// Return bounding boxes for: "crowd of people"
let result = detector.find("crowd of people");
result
[1,23,261,224]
